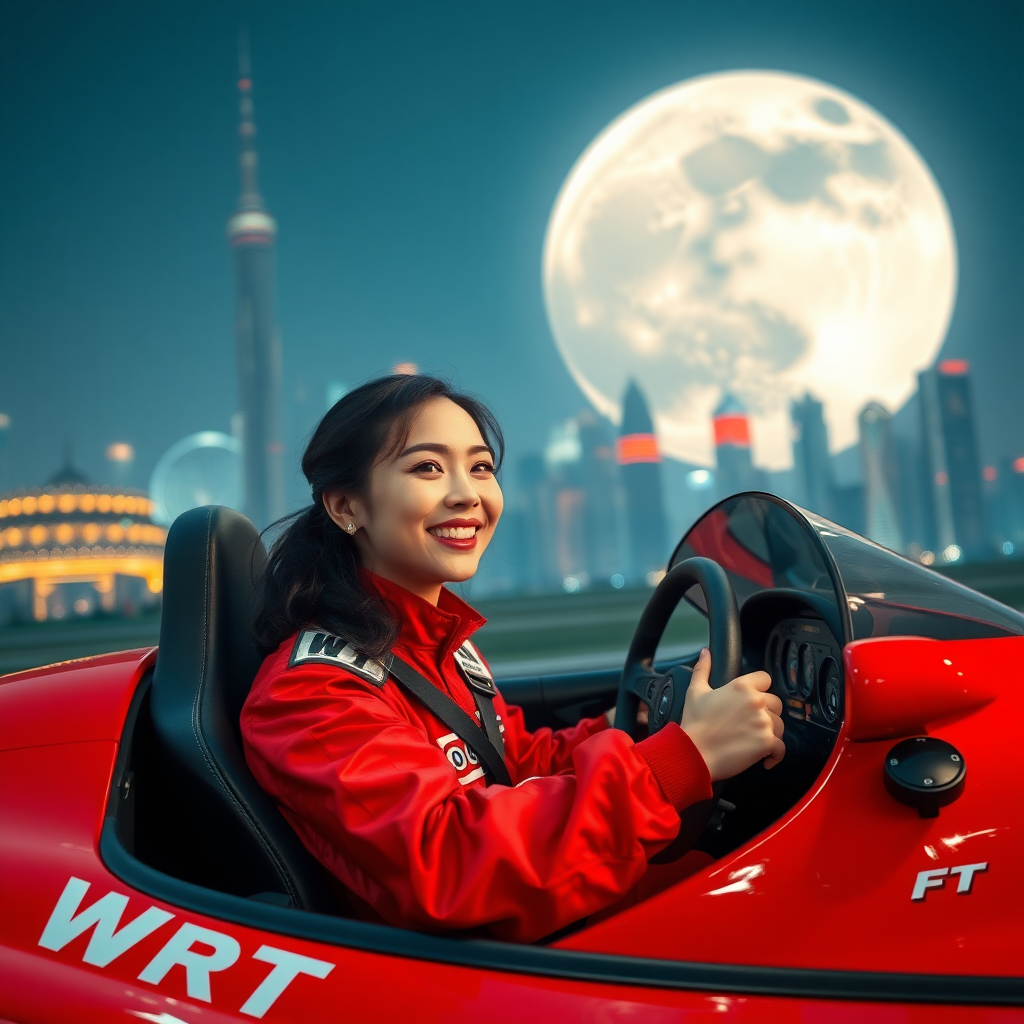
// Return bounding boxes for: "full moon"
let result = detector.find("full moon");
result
[543,70,957,468]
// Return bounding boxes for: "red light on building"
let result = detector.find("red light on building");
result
[238,78,252,91]
[1014,456,1024,474]
[714,414,751,448]
[616,433,660,465]
[938,359,969,376]
[983,466,998,482]
[935,471,949,486]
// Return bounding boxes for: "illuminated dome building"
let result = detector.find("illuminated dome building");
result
[0,463,166,622]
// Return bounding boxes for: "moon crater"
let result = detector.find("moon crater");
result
[543,71,957,467]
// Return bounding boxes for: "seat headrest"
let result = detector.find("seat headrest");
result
[149,505,336,912]
[154,505,266,728]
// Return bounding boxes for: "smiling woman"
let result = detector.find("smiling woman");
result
[320,398,504,606]
[238,373,784,943]
[253,374,505,658]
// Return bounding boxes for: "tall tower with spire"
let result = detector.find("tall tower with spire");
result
[227,33,285,530]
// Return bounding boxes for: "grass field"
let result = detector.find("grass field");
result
[2,560,1021,677]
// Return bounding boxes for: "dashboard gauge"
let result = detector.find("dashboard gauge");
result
[819,657,842,723]
[767,635,780,686]
[798,644,816,699]
[783,639,800,695]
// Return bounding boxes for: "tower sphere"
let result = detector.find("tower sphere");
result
[228,210,277,244]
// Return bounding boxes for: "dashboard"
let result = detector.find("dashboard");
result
[766,617,844,731]
[698,595,847,858]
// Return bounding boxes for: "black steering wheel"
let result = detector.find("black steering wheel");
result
[614,556,742,859]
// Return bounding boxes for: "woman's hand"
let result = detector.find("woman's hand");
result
[680,648,785,782]
[605,703,649,729]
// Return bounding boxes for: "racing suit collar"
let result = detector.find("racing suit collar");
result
[358,569,486,663]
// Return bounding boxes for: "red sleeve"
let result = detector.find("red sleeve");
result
[497,699,609,780]
[242,664,711,944]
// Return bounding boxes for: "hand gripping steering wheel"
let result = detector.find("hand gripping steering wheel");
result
[614,556,742,860]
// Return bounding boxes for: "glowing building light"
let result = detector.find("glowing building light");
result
[1002,541,1015,556]
[938,359,969,376]
[983,466,997,482]
[616,434,660,465]
[646,569,667,587]
[942,544,962,563]
[106,443,135,463]
[610,573,625,589]
[393,362,418,375]
[562,575,581,593]
[1014,457,1024,474]
[920,550,936,565]
[713,414,751,448]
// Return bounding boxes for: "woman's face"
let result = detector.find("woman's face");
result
[325,397,503,604]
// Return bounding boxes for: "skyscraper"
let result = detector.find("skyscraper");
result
[983,456,1024,555]
[0,413,9,493]
[1003,457,1024,553]
[790,393,834,516]
[576,409,622,584]
[919,361,987,560]
[511,453,552,592]
[617,380,668,581]
[713,394,761,500]
[228,36,285,530]
[543,419,587,586]
[858,402,903,552]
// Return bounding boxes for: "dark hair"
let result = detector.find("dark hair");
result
[253,374,504,658]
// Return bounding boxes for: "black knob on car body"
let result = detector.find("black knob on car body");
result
[884,736,966,818]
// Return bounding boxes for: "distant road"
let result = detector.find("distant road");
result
[2,561,1021,678]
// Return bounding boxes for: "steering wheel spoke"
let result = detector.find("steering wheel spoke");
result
[614,556,742,861]
[625,669,663,707]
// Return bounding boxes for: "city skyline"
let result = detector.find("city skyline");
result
[2,2,1024,507]
[478,364,1022,598]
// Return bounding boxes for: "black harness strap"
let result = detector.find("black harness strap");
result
[474,692,505,761]
[386,655,512,787]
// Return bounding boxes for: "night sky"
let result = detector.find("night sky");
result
[1,0,1021,508]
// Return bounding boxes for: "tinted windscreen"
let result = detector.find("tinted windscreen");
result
[803,512,1024,641]
[671,495,841,624]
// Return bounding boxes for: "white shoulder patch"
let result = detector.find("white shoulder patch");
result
[289,630,389,687]
[454,640,497,695]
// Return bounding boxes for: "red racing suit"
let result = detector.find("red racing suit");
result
[241,572,712,943]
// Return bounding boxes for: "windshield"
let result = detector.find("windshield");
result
[802,510,1024,641]
[672,493,1024,643]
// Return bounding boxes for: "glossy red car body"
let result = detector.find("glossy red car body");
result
[2,495,1022,1022]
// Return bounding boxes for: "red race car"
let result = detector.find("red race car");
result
[2,493,1022,1022]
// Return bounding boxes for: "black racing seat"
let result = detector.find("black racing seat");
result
[149,505,338,913]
